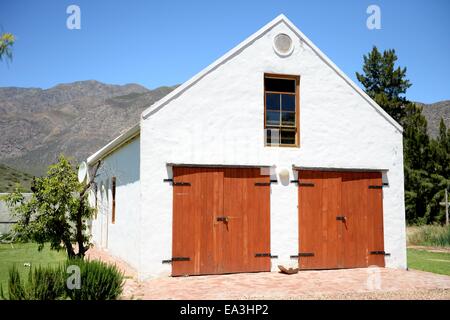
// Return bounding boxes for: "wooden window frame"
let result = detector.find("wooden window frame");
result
[94,184,98,219]
[111,177,116,224]
[264,73,300,148]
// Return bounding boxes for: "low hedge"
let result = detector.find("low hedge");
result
[1,259,124,300]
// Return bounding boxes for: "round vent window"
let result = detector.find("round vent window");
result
[273,33,293,56]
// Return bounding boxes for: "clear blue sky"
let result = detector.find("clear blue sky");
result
[0,0,448,103]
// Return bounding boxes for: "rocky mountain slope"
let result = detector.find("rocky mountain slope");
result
[0,80,447,179]
[418,100,450,138]
[0,80,175,175]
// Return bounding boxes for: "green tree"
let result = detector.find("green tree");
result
[356,46,411,123]
[402,104,433,223]
[428,119,450,222]
[357,47,449,224]
[0,33,15,61]
[2,155,99,258]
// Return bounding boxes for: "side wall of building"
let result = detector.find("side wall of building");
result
[90,136,141,270]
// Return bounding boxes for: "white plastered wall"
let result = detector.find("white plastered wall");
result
[90,136,141,270]
[137,21,406,278]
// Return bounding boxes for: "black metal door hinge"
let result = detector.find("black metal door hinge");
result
[173,182,191,186]
[369,183,389,189]
[293,181,315,187]
[370,251,389,256]
[255,253,278,258]
[163,179,191,186]
[162,257,190,264]
[292,252,315,258]
[255,180,277,186]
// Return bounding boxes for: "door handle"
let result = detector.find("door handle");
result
[336,216,347,221]
[217,216,229,222]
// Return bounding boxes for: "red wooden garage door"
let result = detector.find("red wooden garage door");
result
[171,166,271,276]
[297,170,385,270]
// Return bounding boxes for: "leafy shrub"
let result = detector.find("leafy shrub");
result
[1,259,124,300]
[64,259,124,300]
[1,265,65,300]
[407,224,450,247]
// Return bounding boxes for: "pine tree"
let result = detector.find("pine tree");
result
[403,104,433,223]
[357,47,449,224]
[356,46,411,123]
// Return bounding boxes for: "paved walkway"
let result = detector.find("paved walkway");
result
[86,247,450,300]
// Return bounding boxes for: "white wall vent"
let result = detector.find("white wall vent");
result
[273,33,293,57]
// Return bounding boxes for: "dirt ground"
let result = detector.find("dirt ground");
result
[86,247,450,300]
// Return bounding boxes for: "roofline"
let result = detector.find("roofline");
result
[86,123,140,166]
[88,14,403,164]
[141,14,403,133]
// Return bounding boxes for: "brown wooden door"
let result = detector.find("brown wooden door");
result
[366,173,385,267]
[298,170,384,270]
[172,167,223,276]
[341,172,369,268]
[221,168,271,273]
[172,166,271,276]
[298,170,342,269]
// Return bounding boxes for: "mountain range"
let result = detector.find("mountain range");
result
[0,80,448,190]
[0,80,175,177]
[417,100,450,138]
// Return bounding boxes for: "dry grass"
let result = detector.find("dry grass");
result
[407,225,450,247]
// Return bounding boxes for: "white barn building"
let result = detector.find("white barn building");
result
[87,15,406,279]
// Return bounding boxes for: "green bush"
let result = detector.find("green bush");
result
[64,259,124,300]
[407,224,450,247]
[1,259,124,300]
[1,265,65,300]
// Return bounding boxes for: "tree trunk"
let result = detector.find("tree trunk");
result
[76,197,86,258]
[64,238,75,258]
[75,160,100,258]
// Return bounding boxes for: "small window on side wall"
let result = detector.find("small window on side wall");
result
[264,74,299,147]
[111,177,116,224]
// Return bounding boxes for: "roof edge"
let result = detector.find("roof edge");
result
[87,123,140,166]
[141,13,403,133]
[141,14,287,120]
[280,15,403,133]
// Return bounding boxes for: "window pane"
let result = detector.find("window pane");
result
[265,77,296,93]
[282,94,295,112]
[266,111,280,126]
[266,128,280,145]
[266,93,280,111]
[281,112,296,126]
[280,129,296,145]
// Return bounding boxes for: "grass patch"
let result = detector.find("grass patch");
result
[407,248,450,276]
[0,243,66,294]
[407,224,450,247]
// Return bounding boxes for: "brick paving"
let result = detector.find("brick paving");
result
[87,247,450,300]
